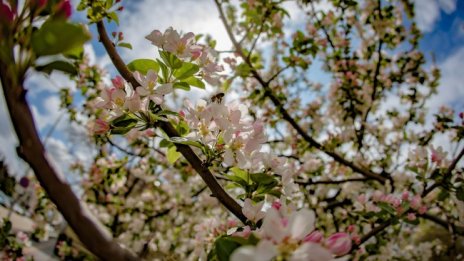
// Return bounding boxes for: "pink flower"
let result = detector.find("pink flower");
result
[407,213,416,221]
[304,230,323,243]
[57,0,72,18]
[326,232,352,256]
[242,198,265,223]
[410,195,421,210]
[0,2,15,23]
[111,75,125,89]
[402,191,409,201]
[418,205,427,215]
[94,119,110,134]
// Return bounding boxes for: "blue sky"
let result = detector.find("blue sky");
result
[0,0,463,178]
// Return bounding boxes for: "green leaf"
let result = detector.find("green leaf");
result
[118,42,132,49]
[36,60,77,76]
[168,137,203,148]
[377,202,396,215]
[230,167,251,185]
[159,50,183,69]
[184,76,205,89]
[174,62,200,80]
[250,173,276,185]
[159,139,172,148]
[107,11,119,25]
[173,82,191,91]
[63,45,84,59]
[167,146,181,164]
[157,59,169,82]
[110,114,138,135]
[127,59,159,74]
[214,237,241,261]
[32,20,91,56]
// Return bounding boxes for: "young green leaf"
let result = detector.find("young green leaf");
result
[32,20,91,57]
[127,59,159,74]
[167,146,182,164]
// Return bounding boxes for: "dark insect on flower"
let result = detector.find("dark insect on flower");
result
[210,92,225,104]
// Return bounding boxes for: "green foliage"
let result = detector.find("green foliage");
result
[35,60,78,76]
[110,114,138,135]
[127,59,160,74]
[167,146,182,164]
[31,19,91,57]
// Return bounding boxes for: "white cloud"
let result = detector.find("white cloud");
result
[117,0,231,62]
[426,46,464,112]
[414,0,457,32]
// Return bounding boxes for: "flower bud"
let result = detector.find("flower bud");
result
[304,230,323,243]
[326,232,352,256]
[56,0,72,18]
[94,119,110,134]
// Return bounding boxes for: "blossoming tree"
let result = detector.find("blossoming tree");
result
[0,0,463,260]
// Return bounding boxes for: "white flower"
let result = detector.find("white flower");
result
[290,242,334,261]
[242,198,265,223]
[134,70,172,104]
[260,208,316,244]
[230,240,278,261]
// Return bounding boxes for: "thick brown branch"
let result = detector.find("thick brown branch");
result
[0,63,138,259]
[96,21,246,224]
[214,0,387,183]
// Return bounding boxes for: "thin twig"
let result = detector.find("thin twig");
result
[214,0,387,184]
[422,146,464,197]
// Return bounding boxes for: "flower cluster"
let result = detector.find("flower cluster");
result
[146,27,224,85]
[183,99,267,169]
[231,200,353,261]
[355,190,428,220]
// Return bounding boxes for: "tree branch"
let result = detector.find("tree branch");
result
[214,0,387,184]
[295,177,372,185]
[0,59,138,260]
[422,146,464,197]
[96,21,246,224]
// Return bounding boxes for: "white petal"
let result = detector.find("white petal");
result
[156,83,173,95]
[136,86,149,96]
[290,242,334,261]
[288,209,315,241]
[230,240,277,261]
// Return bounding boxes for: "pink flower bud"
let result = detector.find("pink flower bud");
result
[460,112,463,119]
[57,0,72,18]
[351,234,361,245]
[117,6,124,12]
[418,205,427,215]
[326,232,352,256]
[145,129,155,137]
[407,213,416,221]
[401,191,409,201]
[0,2,15,23]
[94,119,110,134]
[347,225,355,233]
[111,75,125,89]
[272,201,282,210]
[304,230,324,243]
[410,195,421,210]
